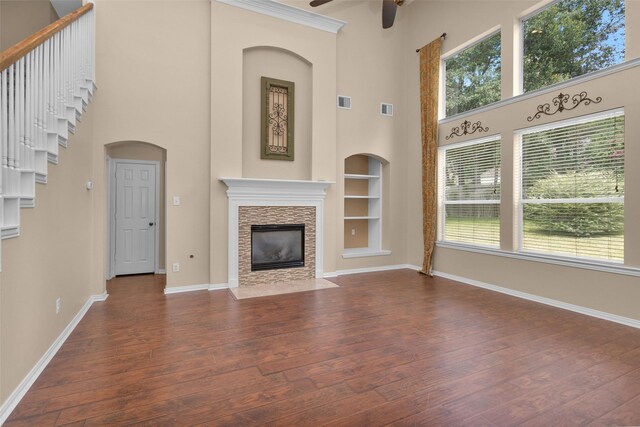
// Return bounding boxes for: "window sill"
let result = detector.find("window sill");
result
[342,248,392,259]
[436,241,640,278]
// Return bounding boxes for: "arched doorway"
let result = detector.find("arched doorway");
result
[106,141,167,278]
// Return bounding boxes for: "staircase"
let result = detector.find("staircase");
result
[0,3,95,268]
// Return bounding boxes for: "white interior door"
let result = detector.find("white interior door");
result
[115,162,157,275]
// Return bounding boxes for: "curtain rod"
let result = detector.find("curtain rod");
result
[415,33,447,53]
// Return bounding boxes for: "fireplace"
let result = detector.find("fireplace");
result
[221,178,332,287]
[251,224,305,271]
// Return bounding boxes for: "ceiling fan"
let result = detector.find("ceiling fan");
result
[309,0,405,29]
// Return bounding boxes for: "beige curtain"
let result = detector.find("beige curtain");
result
[418,37,442,276]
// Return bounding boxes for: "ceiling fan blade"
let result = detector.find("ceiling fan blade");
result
[310,0,333,6]
[382,0,397,29]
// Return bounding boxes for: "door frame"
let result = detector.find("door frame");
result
[108,159,161,278]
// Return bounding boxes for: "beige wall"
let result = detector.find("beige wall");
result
[0,105,95,401]
[106,141,167,271]
[2,0,640,413]
[406,0,640,320]
[210,1,338,284]
[278,0,411,273]
[91,0,211,288]
[0,0,58,51]
[242,47,313,180]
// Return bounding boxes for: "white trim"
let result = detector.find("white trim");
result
[342,249,392,259]
[440,133,502,150]
[109,159,161,277]
[220,178,333,288]
[522,197,623,205]
[214,0,346,34]
[433,270,640,330]
[163,283,230,294]
[163,283,210,295]
[439,58,640,125]
[515,108,624,135]
[157,269,166,274]
[436,241,640,277]
[440,26,501,120]
[331,264,421,277]
[106,155,114,280]
[441,26,502,61]
[0,292,108,425]
[445,200,501,205]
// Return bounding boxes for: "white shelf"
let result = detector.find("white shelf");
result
[344,174,380,180]
[345,216,380,220]
[343,248,392,259]
[344,156,384,254]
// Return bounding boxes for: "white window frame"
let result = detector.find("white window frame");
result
[437,134,502,247]
[518,0,626,95]
[514,108,625,263]
[440,26,502,120]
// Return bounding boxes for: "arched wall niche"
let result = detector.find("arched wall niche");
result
[105,141,167,275]
[242,46,313,180]
[343,153,390,253]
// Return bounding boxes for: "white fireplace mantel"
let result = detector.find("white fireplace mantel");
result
[220,178,334,287]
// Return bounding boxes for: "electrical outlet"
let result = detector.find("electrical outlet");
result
[351,229,356,236]
[56,298,62,314]
[172,262,180,273]
[173,196,181,206]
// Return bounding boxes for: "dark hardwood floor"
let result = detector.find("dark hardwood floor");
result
[7,270,640,426]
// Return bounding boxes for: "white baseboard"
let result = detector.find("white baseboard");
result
[164,283,230,294]
[157,269,166,275]
[0,292,109,425]
[208,283,229,291]
[163,283,210,295]
[433,270,640,330]
[331,264,421,277]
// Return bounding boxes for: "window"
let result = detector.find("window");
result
[522,0,625,93]
[517,110,624,261]
[444,32,501,117]
[439,137,501,247]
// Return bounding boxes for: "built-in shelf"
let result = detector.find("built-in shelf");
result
[343,155,384,257]
[344,174,380,180]
[343,248,392,259]
[345,216,380,220]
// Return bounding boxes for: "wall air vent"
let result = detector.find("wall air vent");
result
[337,95,352,110]
[381,103,393,117]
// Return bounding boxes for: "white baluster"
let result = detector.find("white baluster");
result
[17,58,24,170]
[1,69,7,195]
[8,65,15,174]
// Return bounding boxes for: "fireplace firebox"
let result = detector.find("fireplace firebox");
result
[251,224,305,271]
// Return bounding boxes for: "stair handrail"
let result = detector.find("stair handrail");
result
[0,3,94,71]
[0,1,96,246]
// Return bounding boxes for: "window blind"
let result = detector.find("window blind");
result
[518,110,625,261]
[441,137,501,247]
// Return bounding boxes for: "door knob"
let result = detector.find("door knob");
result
[149,222,155,226]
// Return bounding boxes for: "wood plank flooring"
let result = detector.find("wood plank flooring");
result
[7,270,640,426]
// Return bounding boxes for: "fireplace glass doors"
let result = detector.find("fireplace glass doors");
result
[251,224,305,271]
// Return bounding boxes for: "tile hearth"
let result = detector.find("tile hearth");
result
[228,278,338,300]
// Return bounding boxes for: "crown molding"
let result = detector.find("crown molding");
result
[214,0,347,34]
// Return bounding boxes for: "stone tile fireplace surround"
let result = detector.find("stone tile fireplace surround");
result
[239,206,315,286]
[221,178,333,288]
